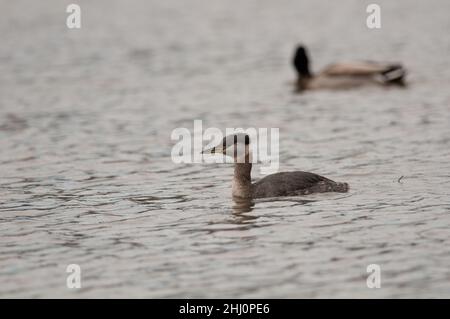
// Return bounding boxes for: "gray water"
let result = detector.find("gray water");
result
[1,0,450,298]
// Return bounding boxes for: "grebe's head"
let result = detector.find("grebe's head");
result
[201,133,251,163]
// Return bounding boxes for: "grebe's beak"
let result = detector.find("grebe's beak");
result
[201,145,225,155]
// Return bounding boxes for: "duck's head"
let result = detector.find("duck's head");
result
[293,45,312,78]
[201,133,252,163]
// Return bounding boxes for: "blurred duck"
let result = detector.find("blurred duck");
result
[201,133,349,199]
[293,45,406,91]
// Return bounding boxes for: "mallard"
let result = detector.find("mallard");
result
[293,45,406,91]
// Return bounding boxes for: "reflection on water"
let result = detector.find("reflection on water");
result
[1,0,450,298]
[232,197,255,214]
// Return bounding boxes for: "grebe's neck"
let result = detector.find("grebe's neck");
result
[232,155,253,199]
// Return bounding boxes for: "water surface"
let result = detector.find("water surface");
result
[1,0,450,298]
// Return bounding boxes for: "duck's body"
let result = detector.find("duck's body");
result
[294,46,406,91]
[232,162,348,199]
[202,133,349,200]
[252,170,348,198]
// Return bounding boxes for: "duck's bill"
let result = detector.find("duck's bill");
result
[201,146,224,154]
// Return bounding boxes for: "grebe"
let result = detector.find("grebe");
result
[202,133,349,199]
